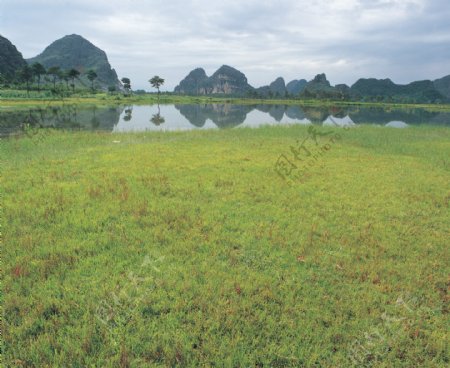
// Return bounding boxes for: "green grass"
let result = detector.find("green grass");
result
[2,89,450,112]
[2,124,449,367]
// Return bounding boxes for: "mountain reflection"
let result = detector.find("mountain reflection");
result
[2,103,449,136]
[285,106,307,120]
[175,104,253,128]
[0,105,124,136]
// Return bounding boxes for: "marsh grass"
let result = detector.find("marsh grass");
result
[2,124,449,367]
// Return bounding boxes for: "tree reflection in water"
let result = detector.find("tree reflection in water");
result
[150,105,165,126]
[123,107,133,122]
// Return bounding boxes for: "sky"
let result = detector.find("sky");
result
[1,0,449,91]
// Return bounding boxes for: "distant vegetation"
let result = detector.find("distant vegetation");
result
[1,61,113,98]
[1,33,450,105]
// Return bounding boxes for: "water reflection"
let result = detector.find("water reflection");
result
[323,115,355,127]
[150,114,165,126]
[0,104,124,136]
[385,121,409,128]
[1,103,448,136]
[123,107,133,122]
[176,104,252,128]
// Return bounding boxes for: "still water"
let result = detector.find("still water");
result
[1,103,449,136]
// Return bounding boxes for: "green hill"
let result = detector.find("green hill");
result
[434,75,450,100]
[350,78,447,103]
[174,68,209,94]
[27,34,121,90]
[256,77,287,97]
[175,65,254,96]
[0,35,27,81]
[286,79,307,95]
[300,74,343,100]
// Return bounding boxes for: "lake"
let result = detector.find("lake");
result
[1,103,449,136]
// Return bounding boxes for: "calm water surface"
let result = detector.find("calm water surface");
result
[1,103,449,136]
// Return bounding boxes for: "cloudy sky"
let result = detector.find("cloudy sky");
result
[1,0,449,90]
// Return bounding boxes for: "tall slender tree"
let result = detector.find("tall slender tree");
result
[68,68,80,93]
[87,70,98,91]
[18,65,33,97]
[31,62,46,92]
[62,70,70,90]
[47,66,61,90]
[149,76,164,96]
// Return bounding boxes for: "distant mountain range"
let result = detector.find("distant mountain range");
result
[1,34,449,103]
[175,65,450,103]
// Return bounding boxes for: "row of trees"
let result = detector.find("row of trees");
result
[10,62,98,96]
[2,63,165,97]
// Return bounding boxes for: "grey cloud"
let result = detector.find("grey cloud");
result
[1,0,448,90]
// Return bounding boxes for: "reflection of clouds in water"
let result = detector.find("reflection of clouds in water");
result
[241,109,311,128]
[323,115,355,127]
[385,121,409,128]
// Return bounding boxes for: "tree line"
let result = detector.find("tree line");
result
[0,62,103,97]
[0,63,165,98]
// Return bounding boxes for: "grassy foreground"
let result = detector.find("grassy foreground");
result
[2,124,449,367]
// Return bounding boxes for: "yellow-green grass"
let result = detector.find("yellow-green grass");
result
[2,90,450,112]
[2,124,449,367]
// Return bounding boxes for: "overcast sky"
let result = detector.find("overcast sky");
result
[1,0,449,90]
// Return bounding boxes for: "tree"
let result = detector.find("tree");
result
[47,66,61,90]
[18,65,33,97]
[68,68,80,93]
[0,73,6,87]
[121,77,131,96]
[149,76,164,96]
[61,70,70,90]
[87,70,98,91]
[31,62,46,92]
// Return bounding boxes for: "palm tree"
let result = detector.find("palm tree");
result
[47,66,61,90]
[18,65,33,97]
[31,62,46,92]
[68,68,80,93]
[61,70,70,90]
[149,76,164,96]
[87,70,98,91]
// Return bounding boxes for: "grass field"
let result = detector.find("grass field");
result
[2,89,450,112]
[2,124,449,367]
